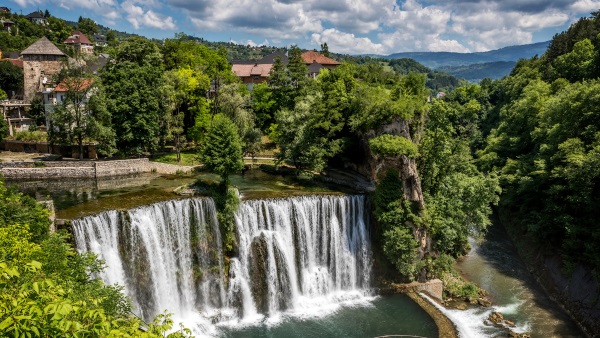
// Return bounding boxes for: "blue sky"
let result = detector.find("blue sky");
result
[6,0,599,54]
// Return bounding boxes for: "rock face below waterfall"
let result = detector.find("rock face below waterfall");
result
[72,195,372,336]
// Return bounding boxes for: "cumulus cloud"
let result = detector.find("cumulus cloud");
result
[570,0,600,13]
[8,0,597,53]
[311,28,385,54]
[122,0,176,30]
[10,0,43,7]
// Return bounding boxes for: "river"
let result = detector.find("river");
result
[447,220,585,337]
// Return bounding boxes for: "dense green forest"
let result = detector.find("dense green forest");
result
[475,12,600,278]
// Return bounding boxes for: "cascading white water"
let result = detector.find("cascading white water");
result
[73,195,372,336]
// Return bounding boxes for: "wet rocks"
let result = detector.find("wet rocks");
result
[486,311,531,337]
[488,311,504,323]
[509,331,531,338]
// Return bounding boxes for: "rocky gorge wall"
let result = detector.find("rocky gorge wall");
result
[0,158,195,179]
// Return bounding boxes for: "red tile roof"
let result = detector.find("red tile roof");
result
[64,31,93,46]
[232,63,272,78]
[301,51,340,65]
[54,78,94,92]
[8,59,23,68]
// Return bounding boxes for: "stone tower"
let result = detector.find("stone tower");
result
[21,37,66,102]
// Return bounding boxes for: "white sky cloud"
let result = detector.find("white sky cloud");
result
[7,0,596,54]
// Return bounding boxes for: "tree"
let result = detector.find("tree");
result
[0,60,24,96]
[268,55,291,111]
[0,114,8,139]
[28,96,46,130]
[200,114,244,183]
[251,82,276,132]
[320,42,330,57]
[103,37,164,155]
[288,45,308,91]
[48,76,115,159]
[77,17,98,38]
[0,178,192,337]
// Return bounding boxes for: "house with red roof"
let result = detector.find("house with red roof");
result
[64,31,94,55]
[231,50,340,89]
[300,51,341,78]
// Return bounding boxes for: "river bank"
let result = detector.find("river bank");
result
[498,212,598,337]
[453,220,585,337]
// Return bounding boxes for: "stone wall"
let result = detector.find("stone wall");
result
[94,158,149,177]
[384,279,444,301]
[1,167,96,179]
[23,55,65,102]
[0,158,196,179]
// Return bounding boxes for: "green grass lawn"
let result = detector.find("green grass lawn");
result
[151,152,199,166]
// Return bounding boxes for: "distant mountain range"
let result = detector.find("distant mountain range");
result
[437,61,517,82]
[369,41,550,81]
[379,41,550,68]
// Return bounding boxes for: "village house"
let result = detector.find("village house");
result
[1,19,15,33]
[25,11,47,25]
[0,100,33,137]
[64,31,94,55]
[42,78,95,129]
[20,37,67,102]
[0,7,10,13]
[93,34,108,48]
[231,50,341,89]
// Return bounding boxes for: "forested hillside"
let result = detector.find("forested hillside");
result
[474,12,600,277]
[437,61,516,82]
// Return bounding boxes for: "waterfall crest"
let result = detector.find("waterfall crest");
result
[73,195,372,335]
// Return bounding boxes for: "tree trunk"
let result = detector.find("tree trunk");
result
[78,136,83,160]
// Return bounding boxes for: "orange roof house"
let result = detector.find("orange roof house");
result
[54,78,95,92]
[232,50,340,88]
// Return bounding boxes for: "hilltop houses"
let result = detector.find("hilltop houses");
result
[93,34,108,48]
[232,50,340,89]
[25,11,47,25]
[64,31,94,55]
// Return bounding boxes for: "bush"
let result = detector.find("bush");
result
[369,134,418,158]
[14,130,47,142]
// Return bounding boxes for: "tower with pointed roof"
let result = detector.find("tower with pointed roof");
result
[20,37,66,102]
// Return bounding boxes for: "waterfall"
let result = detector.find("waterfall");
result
[73,195,372,336]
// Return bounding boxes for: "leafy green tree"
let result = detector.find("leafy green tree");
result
[0,179,50,242]
[77,17,98,38]
[200,114,244,183]
[251,82,276,132]
[288,45,308,91]
[0,178,192,337]
[0,114,8,139]
[320,42,330,57]
[28,96,46,130]
[0,60,23,96]
[275,94,341,174]
[103,37,164,155]
[554,38,596,81]
[268,55,292,111]
[48,76,116,158]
